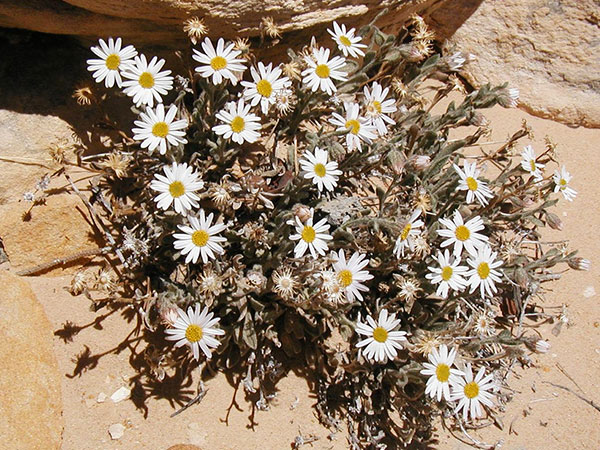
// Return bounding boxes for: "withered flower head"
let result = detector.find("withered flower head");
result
[72,85,94,106]
[183,17,208,44]
[261,17,281,39]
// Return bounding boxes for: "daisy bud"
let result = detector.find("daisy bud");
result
[160,305,179,326]
[468,111,490,127]
[498,87,519,108]
[546,212,563,231]
[514,267,529,289]
[292,204,312,223]
[568,257,591,271]
[408,154,431,171]
[386,149,406,175]
[445,51,466,71]
[534,339,551,353]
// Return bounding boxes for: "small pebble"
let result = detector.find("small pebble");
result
[583,286,596,298]
[108,423,125,440]
[97,392,107,403]
[110,386,131,403]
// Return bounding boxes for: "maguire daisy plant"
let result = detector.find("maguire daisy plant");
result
[61,11,589,448]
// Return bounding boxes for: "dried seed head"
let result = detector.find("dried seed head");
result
[234,37,251,55]
[95,268,117,293]
[261,17,281,39]
[72,86,94,106]
[102,151,130,178]
[272,268,297,299]
[413,331,442,355]
[183,17,208,44]
[69,270,88,295]
[275,88,297,116]
[282,61,301,81]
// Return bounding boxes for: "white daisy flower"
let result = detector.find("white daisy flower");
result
[288,210,333,259]
[327,21,367,58]
[150,162,203,215]
[420,344,463,402]
[453,161,494,206]
[553,166,577,201]
[355,309,408,363]
[87,37,137,88]
[121,54,174,107]
[437,210,488,257]
[173,209,227,264]
[363,82,397,136]
[299,146,342,193]
[450,363,495,420]
[165,304,225,360]
[192,37,246,86]
[425,250,469,298]
[520,145,545,182]
[465,244,503,298]
[332,249,374,302]
[393,209,424,258]
[329,102,377,151]
[213,99,261,144]
[301,47,347,96]
[132,104,188,155]
[241,62,292,115]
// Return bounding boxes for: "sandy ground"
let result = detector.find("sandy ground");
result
[11,104,597,450]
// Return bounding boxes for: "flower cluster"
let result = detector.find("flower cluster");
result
[80,16,583,446]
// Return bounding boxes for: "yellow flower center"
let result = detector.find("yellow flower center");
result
[464,381,479,399]
[466,177,478,191]
[441,266,453,281]
[345,119,361,135]
[152,121,169,138]
[530,160,536,172]
[436,363,450,382]
[230,116,245,133]
[191,230,210,247]
[185,324,203,343]
[169,181,185,198]
[455,225,470,241]
[139,72,155,88]
[301,225,316,243]
[372,326,388,343]
[367,100,382,115]
[477,262,490,279]
[313,163,326,177]
[256,79,273,97]
[105,53,120,70]
[337,269,353,287]
[315,64,330,79]
[339,35,352,47]
[210,55,227,70]
[560,178,567,186]
[400,223,412,241]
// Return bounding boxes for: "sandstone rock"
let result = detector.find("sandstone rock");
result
[437,0,600,128]
[167,445,203,450]
[0,110,75,204]
[0,194,100,275]
[0,0,453,45]
[0,271,63,449]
